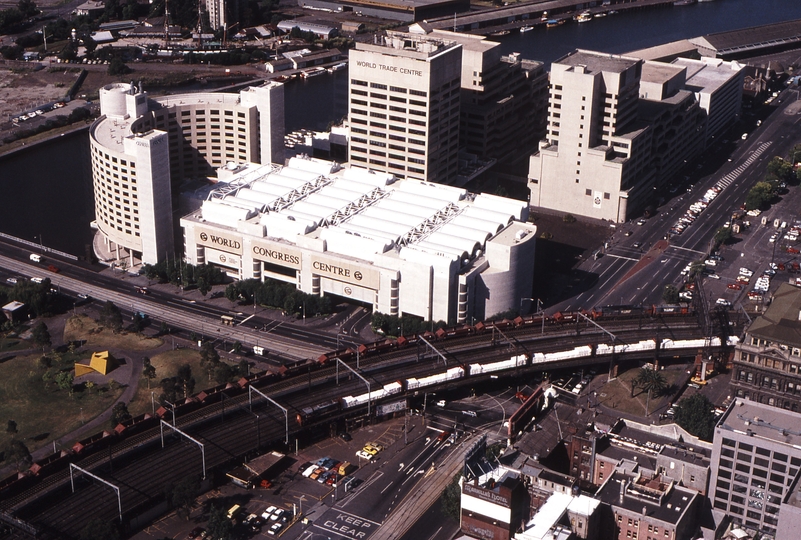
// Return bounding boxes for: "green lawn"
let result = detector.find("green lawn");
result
[0,352,123,460]
[127,348,205,417]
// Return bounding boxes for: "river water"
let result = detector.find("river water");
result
[2,0,800,255]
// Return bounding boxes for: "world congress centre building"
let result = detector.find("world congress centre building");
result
[180,156,536,324]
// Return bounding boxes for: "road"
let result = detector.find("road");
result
[552,89,801,314]
[0,237,363,362]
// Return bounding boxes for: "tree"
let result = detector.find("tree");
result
[662,285,679,304]
[55,370,74,394]
[176,364,195,398]
[213,362,232,385]
[3,439,31,471]
[17,0,38,16]
[170,475,200,520]
[206,505,234,540]
[80,518,120,540]
[745,181,775,211]
[673,393,716,441]
[142,357,156,389]
[633,367,667,416]
[766,156,794,183]
[197,276,210,297]
[31,321,51,351]
[100,301,123,332]
[237,359,249,378]
[440,474,462,521]
[6,420,17,435]
[111,402,132,426]
[107,57,131,76]
[713,226,733,246]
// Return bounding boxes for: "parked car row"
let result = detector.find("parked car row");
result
[301,456,356,486]
[670,186,721,237]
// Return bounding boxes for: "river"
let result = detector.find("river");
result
[2,0,800,255]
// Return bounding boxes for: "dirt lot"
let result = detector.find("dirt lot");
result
[0,66,77,120]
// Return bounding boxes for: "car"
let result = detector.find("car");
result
[788,247,801,254]
[741,133,748,140]
[356,450,373,460]
[268,522,283,535]
[186,527,206,540]
[727,283,742,290]
[679,291,693,301]
[632,242,642,249]
[270,509,285,521]
[301,464,317,478]
[688,382,701,389]
[339,432,352,441]
[6,277,17,284]
[748,291,763,300]
[624,231,632,237]
[715,299,731,307]
[636,219,647,226]
[704,259,717,267]
[769,234,778,243]
[462,410,478,417]
[77,293,90,299]
[30,277,44,283]
[739,268,753,277]
[435,399,446,407]
[245,514,263,531]
[736,275,750,284]
[261,506,277,520]
[309,467,325,480]
[707,274,720,280]
[47,265,59,273]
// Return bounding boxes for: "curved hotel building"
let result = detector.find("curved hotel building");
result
[89,81,284,265]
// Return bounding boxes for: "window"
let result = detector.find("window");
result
[586,189,592,196]
[370,83,387,90]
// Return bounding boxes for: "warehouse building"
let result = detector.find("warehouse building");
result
[179,156,536,324]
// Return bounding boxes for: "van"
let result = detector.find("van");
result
[227,504,242,521]
[29,254,41,263]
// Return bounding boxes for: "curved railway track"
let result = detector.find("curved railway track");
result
[1,317,726,539]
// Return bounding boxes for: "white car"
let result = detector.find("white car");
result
[739,268,753,277]
[261,506,277,520]
[679,291,693,301]
[707,274,720,280]
[715,299,731,307]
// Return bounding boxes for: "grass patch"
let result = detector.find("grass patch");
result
[596,367,684,417]
[64,315,164,351]
[0,337,26,353]
[0,352,123,459]
[127,348,204,417]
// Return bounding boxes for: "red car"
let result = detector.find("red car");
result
[727,283,742,290]
[47,265,59,273]
[787,247,800,254]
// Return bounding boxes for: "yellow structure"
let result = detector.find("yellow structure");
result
[75,351,119,376]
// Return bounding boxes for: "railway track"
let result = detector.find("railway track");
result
[0,317,731,539]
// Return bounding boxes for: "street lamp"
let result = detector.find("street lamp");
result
[337,328,347,352]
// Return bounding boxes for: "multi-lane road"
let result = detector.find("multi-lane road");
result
[553,90,801,313]
[0,240,359,362]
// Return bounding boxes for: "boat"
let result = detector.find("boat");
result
[273,75,290,82]
[546,19,565,28]
[519,25,534,33]
[594,12,607,18]
[673,0,695,5]
[576,11,592,22]
[301,67,326,78]
[490,29,511,36]
[328,62,347,72]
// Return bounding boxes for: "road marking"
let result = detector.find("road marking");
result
[667,245,706,254]
[603,254,639,262]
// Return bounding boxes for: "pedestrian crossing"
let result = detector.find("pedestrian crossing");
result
[716,142,772,189]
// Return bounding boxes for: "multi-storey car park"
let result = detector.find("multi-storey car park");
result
[180,156,537,324]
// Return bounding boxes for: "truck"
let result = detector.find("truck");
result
[29,254,42,263]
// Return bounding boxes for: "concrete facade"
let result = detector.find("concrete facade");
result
[89,82,284,265]
[348,32,462,184]
[528,50,743,223]
[710,398,801,537]
[179,157,536,323]
[730,283,801,411]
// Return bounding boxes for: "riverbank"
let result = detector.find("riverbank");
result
[0,120,91,160]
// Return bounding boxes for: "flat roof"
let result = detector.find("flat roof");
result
[640,61,685,85]
[555,49,640,75]
[718,397,801,447]
[745,282,801,348]
[625,39,699,62]
[673,57,743,94]
[596,471,696,525]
